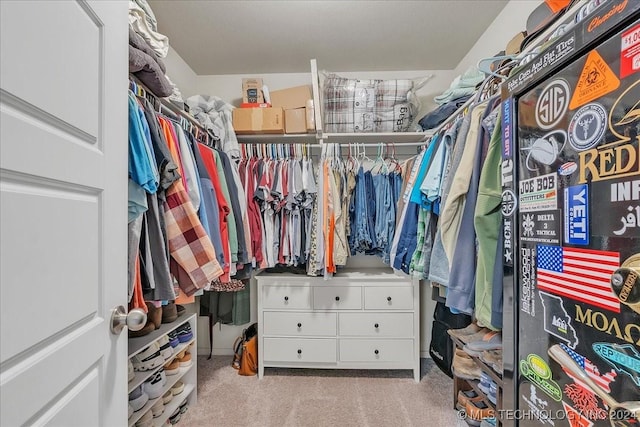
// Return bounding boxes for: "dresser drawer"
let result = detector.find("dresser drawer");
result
[263,338,337,363]
[339,339,414,362]
[313,286,362,310]
[338,313,413,337]
[364,286,413,310]
[262,285,311,309]
[263,312,337,336]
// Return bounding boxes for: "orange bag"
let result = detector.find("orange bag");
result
[231,323,258,376]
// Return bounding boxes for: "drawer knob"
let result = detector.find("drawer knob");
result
[297,349,302,354]
[297,322,302,328]
[335,296,340,301]
[284,296,289,302]
[374,323,379,328]
[387,296,392,302]
[374,349,379,355]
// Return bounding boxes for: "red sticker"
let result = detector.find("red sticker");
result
[621,24,640,79]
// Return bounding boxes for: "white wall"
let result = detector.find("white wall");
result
[163,46,200,100]
[453,0,542,76]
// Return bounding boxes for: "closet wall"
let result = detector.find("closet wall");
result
[162,0,542,357]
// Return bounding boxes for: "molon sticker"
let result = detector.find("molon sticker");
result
[568,103,607,151]
[536,79,570,130]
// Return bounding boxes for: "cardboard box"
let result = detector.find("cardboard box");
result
[233,107,284,134]
[284,108,308,134]
[242,78,264,104]
[270,85,312,110]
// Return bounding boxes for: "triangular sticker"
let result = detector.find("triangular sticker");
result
[569,49,620,110]
[562,401,594,427]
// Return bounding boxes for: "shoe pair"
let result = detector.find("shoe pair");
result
[128,385,149,413]
[142,369,167,400]
[465,399,494,427]
[176,323,193,343]
[157,335,174,361]
[168,400,189,425]
[134,409,153,427]
[478,372,497,405]
[129,302,163,338]
[162,301,186,324]
[132,342,164,372]
[480,349,503,375]
[452,348,482,381]
[457,389,484,410]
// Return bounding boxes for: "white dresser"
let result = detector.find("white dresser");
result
[256,269,420,382]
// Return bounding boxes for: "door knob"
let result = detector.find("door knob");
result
[110,305,147,334]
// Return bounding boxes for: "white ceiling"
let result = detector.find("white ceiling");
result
[149,0,509,75]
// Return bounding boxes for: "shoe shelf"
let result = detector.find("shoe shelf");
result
[128,313,198,426]
[451,335,502,426]
[128,364,195,427]
[154,383,195,427]
[129,337,195,394]
[129,313,196,359]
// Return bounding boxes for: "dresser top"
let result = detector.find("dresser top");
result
[256,268,411,281]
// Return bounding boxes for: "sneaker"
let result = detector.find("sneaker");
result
[478,372,493,395]
[168,408,181,425]
[452,349,482,381]
[167,331,180,348]
[178,351,192,368]
[142,372,165,400]
[132,342,164,372]
[176,323,193,343]
[179,399,188,414]
[464,330,502,355]
[457,389,484,410]
[488,381,497,405]
[466,400,494,427]
[128,359,135,383]
[128,403,134,419]
[151,399,164,418]
[164,359,180,376]
[162,390,173,405]
[480,349,503,374]
[128,386,149,412]
[171,380,185,396]
[157,335,174,361]
[135,409,153,427]
[447,322,483,340]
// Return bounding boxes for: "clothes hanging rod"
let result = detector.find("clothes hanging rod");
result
[129,74,217,142]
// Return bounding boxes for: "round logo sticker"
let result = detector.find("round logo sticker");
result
[568,102,607,151]
[536,79,570,130]
[558,161,578,176]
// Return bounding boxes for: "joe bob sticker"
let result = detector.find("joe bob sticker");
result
[520,172,558,212]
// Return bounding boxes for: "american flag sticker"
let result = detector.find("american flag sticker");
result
[559,344,617,393]
[536,245,621,313]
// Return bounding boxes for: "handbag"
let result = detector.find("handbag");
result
[231,323,258,376]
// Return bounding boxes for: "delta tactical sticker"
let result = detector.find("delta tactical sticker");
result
[520,354,563,401]
[536,79,570,130]
[564,184,589,245]
[535,245,621,313]
[520,172,558,212]
[592,342,640,387]
[568,103,607,151]
[620,23,640,79]
[591,178,640,237]
[569,49,620,110]
[520,210,562,244]
[522,130,567,172]
[538,291,578,349]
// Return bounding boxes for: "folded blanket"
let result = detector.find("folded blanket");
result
[434,66,485,105]
[129,0,168,58]
[129,27,165,74]
[186,95,240,159]
[129,45,173,97]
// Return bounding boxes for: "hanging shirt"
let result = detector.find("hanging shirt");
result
[174,125,201,211]
[128,93,158,193]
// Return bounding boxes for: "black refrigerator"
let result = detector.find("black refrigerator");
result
[501,2,640,426]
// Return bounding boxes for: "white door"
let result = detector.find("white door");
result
[0,1,129,426]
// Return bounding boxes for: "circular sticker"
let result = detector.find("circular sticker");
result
[568,103,607,151]
[501,189,517,217]
[536,79,570,130]
[558,161,578,176]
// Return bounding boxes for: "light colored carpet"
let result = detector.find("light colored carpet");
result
[179,356,466,427]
